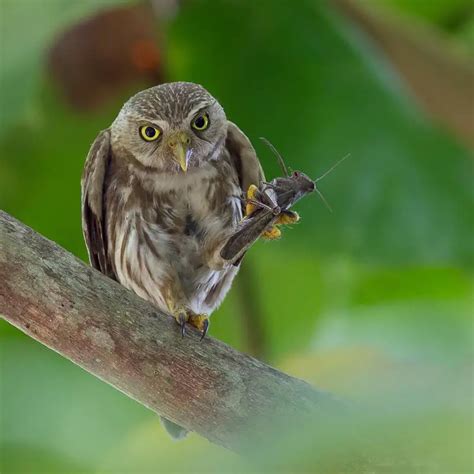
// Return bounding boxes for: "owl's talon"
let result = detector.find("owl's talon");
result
[188,313,210,339]
[167,299,190,338]
[200,319,209,341]
[177,312,187,338]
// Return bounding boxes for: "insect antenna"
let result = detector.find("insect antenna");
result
[313,153,351,212]
[315,153,351,183]
[314,187,333,213]
[259,137,290,177]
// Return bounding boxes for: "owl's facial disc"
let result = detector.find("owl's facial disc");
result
[112,83,227,172]
[166,131,191,172]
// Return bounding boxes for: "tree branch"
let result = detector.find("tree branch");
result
[0,210,333,453]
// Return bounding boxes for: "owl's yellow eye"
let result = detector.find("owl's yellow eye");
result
[192,113,209,131]
[140,125,161,141]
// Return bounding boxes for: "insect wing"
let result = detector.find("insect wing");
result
[221,211,276,262]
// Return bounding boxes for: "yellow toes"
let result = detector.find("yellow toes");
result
[245,202,256,217]
[244,186,299,241]
[245,184,259,216]
[276,211,300,225]
[188,313,210,340]
[188,313,208,331]
[262,226,282,240]
[165,296,210,339]
[247,184,259,200]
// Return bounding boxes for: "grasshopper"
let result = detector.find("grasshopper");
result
[221,139,349,263]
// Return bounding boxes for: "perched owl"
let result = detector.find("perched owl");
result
[82,82,263,335]
[81,82,265,334]
[81,82,264,437]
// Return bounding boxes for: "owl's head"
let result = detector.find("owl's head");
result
[110,82,227,173]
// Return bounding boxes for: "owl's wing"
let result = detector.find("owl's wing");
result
[81,129,116,279]
[225,121,265,194]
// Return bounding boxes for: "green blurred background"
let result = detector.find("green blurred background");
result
[1,0,473,472]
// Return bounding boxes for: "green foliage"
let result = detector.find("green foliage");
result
[372,0,473,29]
[0,0,472,472]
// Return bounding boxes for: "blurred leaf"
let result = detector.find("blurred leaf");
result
[253,386,473,473]
[97,419,241,473]
[455,14,474,50]
[350,265,472,304]
[0,0,133,136]
[277,327,473,473]
[1,444,88,474]
[364,0,473,29]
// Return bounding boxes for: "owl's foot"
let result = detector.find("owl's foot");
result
[262,226,281,240]
[169,304,209,340]
[261,210,300,240]
[245,185,300,240]
[165,296,189,338]
[188,313,210,341]
[276,210,300,225]
[171,307,189,338]
[245,184,260,216]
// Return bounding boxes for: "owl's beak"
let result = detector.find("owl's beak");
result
[168,132,191,172]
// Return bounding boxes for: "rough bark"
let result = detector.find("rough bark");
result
[0,210,333,453]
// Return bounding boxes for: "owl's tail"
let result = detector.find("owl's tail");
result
[160,416,189,440]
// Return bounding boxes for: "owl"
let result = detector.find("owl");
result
[81,83,265,436]
[81,81,266,338]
